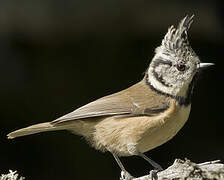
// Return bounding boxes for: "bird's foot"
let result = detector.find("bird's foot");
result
[120,170,134,180]
[148,168,162,180]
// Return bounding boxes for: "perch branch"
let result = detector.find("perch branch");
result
[125,159,224,180]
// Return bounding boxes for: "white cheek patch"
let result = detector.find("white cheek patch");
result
[148,65,192,97]
[148,67,175,95]
[164,68,183,86]
[154,65,170,78]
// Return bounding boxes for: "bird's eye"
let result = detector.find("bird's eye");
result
[177,64,186,71]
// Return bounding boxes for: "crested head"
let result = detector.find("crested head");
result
[146,15,200,103]
[160,15,195,58]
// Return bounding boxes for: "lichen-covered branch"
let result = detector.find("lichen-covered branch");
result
[0,170,24,180]
[2,159,224,180]
[130,159,224,180]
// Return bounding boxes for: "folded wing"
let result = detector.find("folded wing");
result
[52,79,170,125]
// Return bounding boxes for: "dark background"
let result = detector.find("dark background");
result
[0,0,223,179]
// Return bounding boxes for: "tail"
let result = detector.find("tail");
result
[7,122,63,139]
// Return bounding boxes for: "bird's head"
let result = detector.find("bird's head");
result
[146,15,214,103]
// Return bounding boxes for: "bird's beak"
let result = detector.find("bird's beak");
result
[198,63,214,70]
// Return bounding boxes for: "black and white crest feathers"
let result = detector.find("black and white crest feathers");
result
[161,15,195,56]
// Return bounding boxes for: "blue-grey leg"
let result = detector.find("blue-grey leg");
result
[138,152,163,170]
[112,153,126,171]
[138,153,162,180]
[112,153,134,180]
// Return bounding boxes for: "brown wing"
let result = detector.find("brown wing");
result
[52,78,170,125]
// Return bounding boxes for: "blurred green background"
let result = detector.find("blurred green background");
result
[0,0,223,179]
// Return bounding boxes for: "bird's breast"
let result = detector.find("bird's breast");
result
[137,104,191,153]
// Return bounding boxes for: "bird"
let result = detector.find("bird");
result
[7,15,214,179]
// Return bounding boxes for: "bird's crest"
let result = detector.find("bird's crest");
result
[160,15,195,57]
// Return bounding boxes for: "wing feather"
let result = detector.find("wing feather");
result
[52,79,170,125]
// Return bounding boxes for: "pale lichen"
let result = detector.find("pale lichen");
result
[0,170,24,180]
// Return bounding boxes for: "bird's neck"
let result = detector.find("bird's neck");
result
[145,72,195,106]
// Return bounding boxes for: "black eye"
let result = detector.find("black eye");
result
[177,64,186,71]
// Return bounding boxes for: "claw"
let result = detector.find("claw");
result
[149,169,161,180]
[120,170,134,180]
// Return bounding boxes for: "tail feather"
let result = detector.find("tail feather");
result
[7,122,62,139]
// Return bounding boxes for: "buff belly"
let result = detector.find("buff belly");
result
[137,104,191,153]
[69,104,191,157]
[89,104,191,156]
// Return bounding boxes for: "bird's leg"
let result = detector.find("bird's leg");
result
[138,152,162,180]
[149,170,159,180]
[138,152,163,170]
[112,153,134,180]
